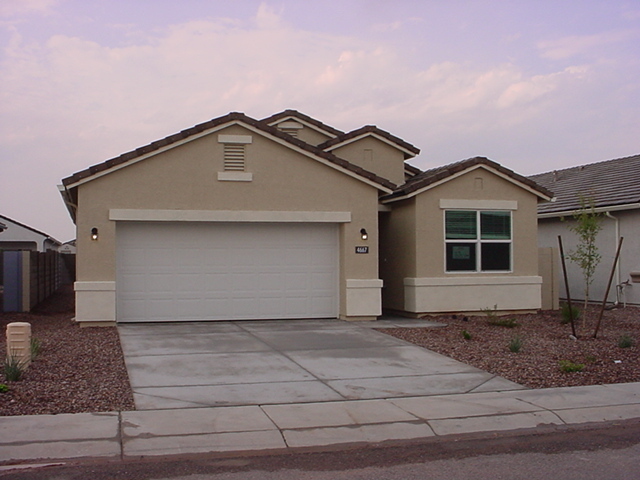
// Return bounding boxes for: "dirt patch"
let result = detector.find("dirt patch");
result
[379,307,640,389]
[0,285,135,416]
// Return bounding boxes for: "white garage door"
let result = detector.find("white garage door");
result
[116,222,338,322]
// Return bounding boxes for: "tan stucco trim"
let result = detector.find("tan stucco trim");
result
[404,276,542,287]
[217,172,253,181]
[109,209,352,223]
[404,276,542,313]
[324,132,417,158]
[384,164,552,204]
[217,134,252,144]
[74,281,116,324]
[439,199,518,210]
[75,281,116,291]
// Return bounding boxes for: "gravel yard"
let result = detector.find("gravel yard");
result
[1,286,638,416]
[0,286,134,416]
[380,307,640,389]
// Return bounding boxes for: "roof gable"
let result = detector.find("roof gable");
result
[529,154,640,216]
[0,214,61,245]
[260,109,344,138]
[318,125,420,159]
[382,157,553,203]
[61,112,395,192]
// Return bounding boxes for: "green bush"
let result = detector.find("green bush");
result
[560,303,580,325]
[4,355,25,382]
[461,330,472,340]
[559,360,585,373]
[0,384,9,393]
[509,336,523,353]
[618,334,634,348]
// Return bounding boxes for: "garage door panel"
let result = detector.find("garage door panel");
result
[116,222,338,322]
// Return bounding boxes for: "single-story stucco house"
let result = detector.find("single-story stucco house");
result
[0,214,61,252]
[59,110,553,326]
[529,154,640,306]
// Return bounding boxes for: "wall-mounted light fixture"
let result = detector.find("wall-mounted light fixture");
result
[91,227,99,241]
[360,228,368,241]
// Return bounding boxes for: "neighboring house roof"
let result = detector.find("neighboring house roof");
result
[260,109,345,137]
[0,214,61,246]
[318,125,421,159]
[529,154,640,217]
[60,112,398,220]
[381,157,553,203]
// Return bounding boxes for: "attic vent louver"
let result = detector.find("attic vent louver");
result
[217,134,253,182]
[277,120,303,138]
[279,127,299,138]
[224,144,245,171]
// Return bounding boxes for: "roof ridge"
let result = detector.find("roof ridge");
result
[259,109,345,136]
[530,153,640,178]
[318,124,420,158]
[384,157,552,202]
[61,112,396,191]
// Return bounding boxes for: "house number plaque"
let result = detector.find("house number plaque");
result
[355,246,369,254]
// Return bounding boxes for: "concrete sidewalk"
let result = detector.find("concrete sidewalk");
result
[2,382,640,464]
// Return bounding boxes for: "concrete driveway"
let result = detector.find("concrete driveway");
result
[118,319,524,410]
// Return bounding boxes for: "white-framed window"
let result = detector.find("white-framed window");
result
[445,210,512,272]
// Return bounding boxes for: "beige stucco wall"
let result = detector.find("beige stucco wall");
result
[74,124,382,323]
[383,166,544,314]
[329,137,406,186]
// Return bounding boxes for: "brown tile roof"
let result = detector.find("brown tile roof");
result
[260,109,345,137]
[529,154,640,215]
[61,112,396,191]
[382,157,553,202]
[318,125,420,159]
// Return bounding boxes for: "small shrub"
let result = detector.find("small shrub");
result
[481,305,498,321]
[559,360,585,373]
[560,303,580,325]
[618,334,634,349]
[4,355,25,381]
[0,384,9,393]
[461,330,472,340]
[509,336,523,353]
[31,337,41,359]
[488,317,518,328]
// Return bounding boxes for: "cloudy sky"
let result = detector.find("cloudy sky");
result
[1,0,639,241]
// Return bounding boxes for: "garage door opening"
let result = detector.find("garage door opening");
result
[116,222,339,322]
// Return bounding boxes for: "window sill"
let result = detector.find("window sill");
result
[218,172,253,182]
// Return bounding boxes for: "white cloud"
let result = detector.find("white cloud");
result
[538,29,638,60]
[0,0,59,18]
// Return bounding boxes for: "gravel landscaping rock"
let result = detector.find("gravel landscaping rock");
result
[1,286,638,417]
[379,307,640,389]
[0,285,135,416]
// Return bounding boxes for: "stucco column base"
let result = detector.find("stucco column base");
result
[344,279,383,318]
[74,281,116,325]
